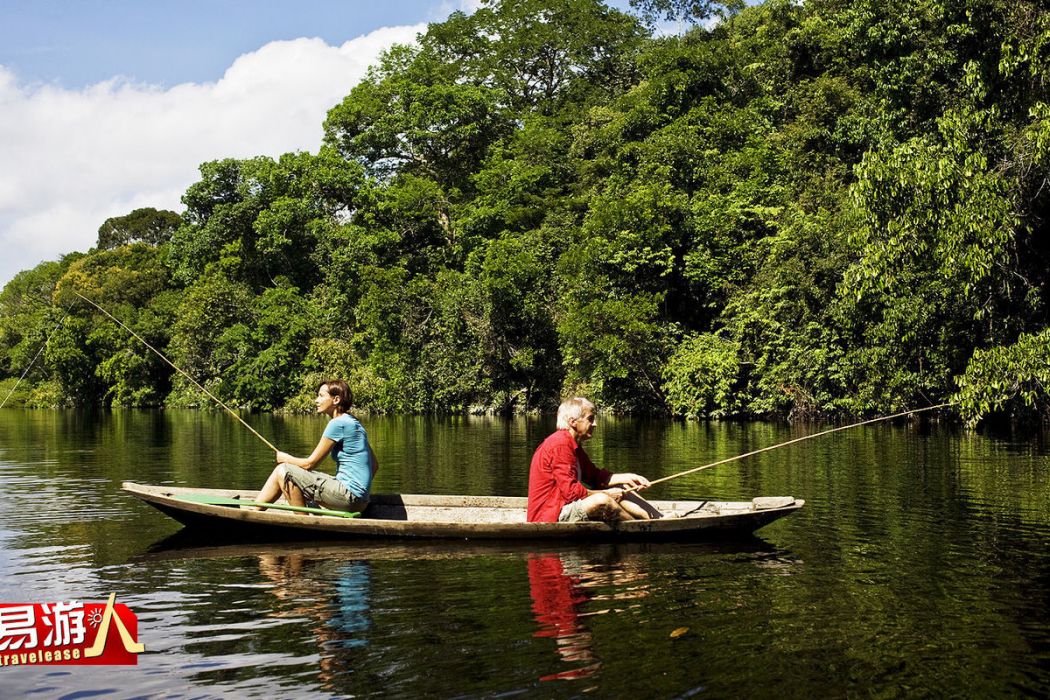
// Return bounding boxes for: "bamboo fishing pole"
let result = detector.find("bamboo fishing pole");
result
[72,291,280,453]
[624,402,954,493]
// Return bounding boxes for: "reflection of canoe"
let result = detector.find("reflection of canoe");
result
[122,481,804,542]
[137,532,778,562]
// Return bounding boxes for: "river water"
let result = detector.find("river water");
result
[0,409,1048,698]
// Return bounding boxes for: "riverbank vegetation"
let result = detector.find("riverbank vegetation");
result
[2,0,1048,423]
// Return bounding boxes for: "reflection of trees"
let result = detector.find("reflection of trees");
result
[527,551,649,682]
[257,553,372,690]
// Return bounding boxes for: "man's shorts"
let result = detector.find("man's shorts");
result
[558,499,589,523]
[280,464,369,512]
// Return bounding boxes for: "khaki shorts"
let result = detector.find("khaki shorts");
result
[281,464,369,512]
[558,499,589,523]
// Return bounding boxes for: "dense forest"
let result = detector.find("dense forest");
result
[1,0,1048,423]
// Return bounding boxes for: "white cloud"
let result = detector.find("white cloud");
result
[0,23,424,288]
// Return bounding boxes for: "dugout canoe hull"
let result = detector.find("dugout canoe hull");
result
[122,481,804,542]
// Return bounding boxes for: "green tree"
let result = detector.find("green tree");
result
[629,0,744,26]
[432,0,647,115]
[324,44,509,189]
[474,232,563,409]
[167,270,254,407]
[4,0,1050,423]
[955,329,1050,425]
[49,244,176,405]
[96,208,181,250]
[662,333,742,417]
[0,259,75,382]
[224,282,316,410]
[170,149,369,289]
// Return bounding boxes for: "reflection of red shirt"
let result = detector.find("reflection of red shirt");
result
[528,554,586,637]
[527,430,611,522]
[528,554,600,680]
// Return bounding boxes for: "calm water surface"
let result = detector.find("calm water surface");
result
[0,409,1048,698]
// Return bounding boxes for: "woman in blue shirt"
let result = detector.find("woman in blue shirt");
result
[255,379,378,514]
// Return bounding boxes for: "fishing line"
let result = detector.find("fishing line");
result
[625,402,954,493]
[72,291,280,453]
[0,304,74,409]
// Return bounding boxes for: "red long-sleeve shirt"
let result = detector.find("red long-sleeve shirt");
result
[527,430,612,522]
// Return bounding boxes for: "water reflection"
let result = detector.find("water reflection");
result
[528,551,650,682]
[328,562,371,650]
[257,552,372,692]
[4,409,1050,697]
[528,553,600,680]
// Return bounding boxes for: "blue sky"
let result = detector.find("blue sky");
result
[0,0,458,88]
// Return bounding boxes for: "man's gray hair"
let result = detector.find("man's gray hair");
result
[557,397,595,430]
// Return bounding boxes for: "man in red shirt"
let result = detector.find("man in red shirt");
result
[527,397,659,523]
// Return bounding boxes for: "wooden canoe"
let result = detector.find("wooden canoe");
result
[122,481,804,542]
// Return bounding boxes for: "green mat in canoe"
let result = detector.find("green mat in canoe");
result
[174,493,359,518]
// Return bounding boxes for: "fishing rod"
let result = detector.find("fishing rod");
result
[72,291,280,453]
[0,304,74,409]
[624,402,954,493]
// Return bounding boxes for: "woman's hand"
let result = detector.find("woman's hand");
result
[275,451,292,465]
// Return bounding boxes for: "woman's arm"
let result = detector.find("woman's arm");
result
[275,436,336,470]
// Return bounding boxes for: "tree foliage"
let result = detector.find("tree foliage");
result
[2,0,1049,425]
[97,208,181,250]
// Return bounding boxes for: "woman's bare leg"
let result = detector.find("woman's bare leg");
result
[254,464,287,510]
[278,470,308,513]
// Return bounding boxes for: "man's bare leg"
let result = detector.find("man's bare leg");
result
[578,492,634,521]
[577,491,662,521]
[619,492,662,520]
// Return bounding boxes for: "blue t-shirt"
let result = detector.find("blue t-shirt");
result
[322,414,373,499]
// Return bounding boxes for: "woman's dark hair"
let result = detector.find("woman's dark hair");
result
[320,379,353,411]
